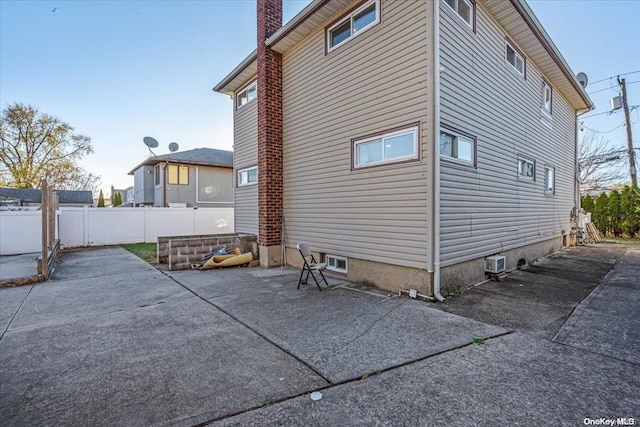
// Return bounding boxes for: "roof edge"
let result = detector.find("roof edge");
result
[266,0,331,47]
[510,0,593,111]
[213,50,257,94]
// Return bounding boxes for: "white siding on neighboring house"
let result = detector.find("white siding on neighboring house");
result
[234,95,259,235]
[438,1,576,266]
[282,0,430,269]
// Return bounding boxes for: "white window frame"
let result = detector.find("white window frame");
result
[439,127,476,166]
[327,0,380,52]
[443,0,475,29]
[518,156,535,181]
[353,125,420,169]
[325,254,348,273]
[544,166,555,195]
[237,166,258,187]
[505,41,525,77]
[542,81,552,114]
[236,81,257,110]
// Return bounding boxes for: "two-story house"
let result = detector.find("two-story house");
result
[213,0,593,298]
[128,148,234,208]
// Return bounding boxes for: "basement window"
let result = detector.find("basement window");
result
[326,254,348,273]
[236,81,257,109]
[327,0,380,52]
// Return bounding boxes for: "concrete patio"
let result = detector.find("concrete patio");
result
[1,244,638,426]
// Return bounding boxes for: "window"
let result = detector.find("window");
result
[236,81,257,109]
[353,125,419,168]
[327,0,379,51]
[167,165,189,185]
[506,41,525,77]
[545,167,555,194]
[238,166,258,187]
[443,0,474,28]
[518,157,535,180]
[326,254,348,273]
[154,165,160,185]
[542,81,552,114]
[440,127,475,165]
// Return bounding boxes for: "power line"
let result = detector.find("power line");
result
[589,70,640,86]
[580,122,625,134]
[581,104,640,120]
[588,80,640,95]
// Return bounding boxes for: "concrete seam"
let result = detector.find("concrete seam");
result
[161,270,333,384]
[0,285,34,342]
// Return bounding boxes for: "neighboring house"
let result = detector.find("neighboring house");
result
[213,0,593,296]
[110,186,135,207]
[127,148,234,208]
[0,187,94,207]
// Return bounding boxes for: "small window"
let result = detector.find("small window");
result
[353,125,419,168]
[545,167,555,194]
[542,81,552,114]
[327,0,380,51]
[506,41,525,76]
[518,157,535,180]
[168,165,189,185]
[326,254,348,273]
[238,166,258,187]
[154,165,160,185]
[236,81,257,109]
[440,128,475,165]
[443,0,474,28]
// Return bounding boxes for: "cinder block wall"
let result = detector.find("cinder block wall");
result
[157,234,258,271]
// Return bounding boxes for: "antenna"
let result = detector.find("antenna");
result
[576,72,588,89]
[143,136,159,156]
[169,142,179,153]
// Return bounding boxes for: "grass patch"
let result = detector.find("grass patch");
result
[473,338,485,345]
[601,236,640,246]
[121,243,157,265]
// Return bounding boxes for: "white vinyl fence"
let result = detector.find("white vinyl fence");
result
[0,210,42,255]
[0,207,234,255]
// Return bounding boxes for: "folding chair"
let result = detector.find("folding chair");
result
[297,243,328,291]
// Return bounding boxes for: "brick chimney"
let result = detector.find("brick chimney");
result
[257,0,283,266]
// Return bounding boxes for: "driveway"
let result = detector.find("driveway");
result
[1,244,638,426]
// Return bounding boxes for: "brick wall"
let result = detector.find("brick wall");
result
[257,0,283,247]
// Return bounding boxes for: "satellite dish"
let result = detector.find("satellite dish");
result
[169,142,179,153]
[143,136,159,148]
[576,72,588,89]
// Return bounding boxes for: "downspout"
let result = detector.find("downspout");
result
[431,0,445,302]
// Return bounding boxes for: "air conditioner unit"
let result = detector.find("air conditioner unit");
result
[485,255,506,274]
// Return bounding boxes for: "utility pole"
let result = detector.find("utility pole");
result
[618,77,637,187]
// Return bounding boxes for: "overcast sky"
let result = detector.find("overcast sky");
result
[1,0,638,195]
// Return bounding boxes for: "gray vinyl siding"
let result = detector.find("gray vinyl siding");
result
[438,2,576,266]
[233,97,259,235]
[282,0,430,269]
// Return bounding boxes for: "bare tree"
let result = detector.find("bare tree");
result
[578,129,627,192]
[0,103,100,190]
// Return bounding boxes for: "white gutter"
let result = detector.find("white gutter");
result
[432,0,445,302]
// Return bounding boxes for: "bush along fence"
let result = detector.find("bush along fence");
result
[581,185,640,238]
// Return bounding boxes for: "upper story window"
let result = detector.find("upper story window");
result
[353,125,419,169]
[518,156,535,181]
[327,0,380,52]
[443,0,475,28]
[506,40,525,77]
[542,81,553,114]
[236,81,257,109]
[168,165,189,185]
[440,127,476,166]
[154,165,160,185]
[238,166,258,187]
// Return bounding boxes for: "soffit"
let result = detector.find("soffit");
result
[482,0,593,112]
